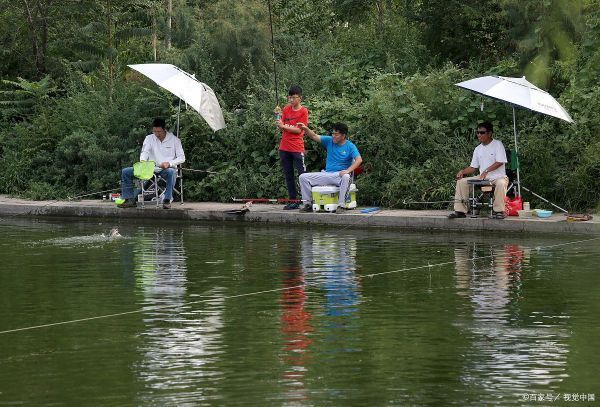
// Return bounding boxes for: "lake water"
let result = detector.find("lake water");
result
[1,218,598,405]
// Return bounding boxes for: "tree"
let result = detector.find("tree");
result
[502,0,584,89]
[412,0,510,67]
[71,0,153,94]
[0,75,57,121]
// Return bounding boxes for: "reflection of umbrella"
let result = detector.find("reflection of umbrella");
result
[128,63,226,132]
[455,75,573,203]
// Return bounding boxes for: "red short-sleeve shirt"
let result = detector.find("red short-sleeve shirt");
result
[279,105,309,153]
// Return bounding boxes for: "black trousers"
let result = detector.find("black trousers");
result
[279,150,306,199]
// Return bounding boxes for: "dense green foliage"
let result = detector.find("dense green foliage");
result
[1,0,599,210]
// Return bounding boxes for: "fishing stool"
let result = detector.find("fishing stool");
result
[467,179,495,218]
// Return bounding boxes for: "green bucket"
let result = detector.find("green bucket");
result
[133,160,156,180]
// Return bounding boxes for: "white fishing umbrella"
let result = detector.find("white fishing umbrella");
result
[455,75,573,199]
[128,63,226,132]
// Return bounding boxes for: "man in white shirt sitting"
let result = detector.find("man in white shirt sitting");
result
[448,121,508,219]
[118,118,186,209]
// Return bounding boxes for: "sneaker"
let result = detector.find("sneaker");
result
[447,211,466,219]
[283,202,300,210]
[299,204,313,213]
[163,199,171,209]
[117,198,136,208]
[335,206,347,214]
[493,211,505,219]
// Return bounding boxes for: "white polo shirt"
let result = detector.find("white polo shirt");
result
[470,139,507,180]
[140,132,186,167]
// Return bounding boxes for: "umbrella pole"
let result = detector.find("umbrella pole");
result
[513,106,521,197]
[177,99,181,138]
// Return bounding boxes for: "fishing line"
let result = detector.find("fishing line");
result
[337,208,383,231]
[402,182,466,206]
[1,236,598,335]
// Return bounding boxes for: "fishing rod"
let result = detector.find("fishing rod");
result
[520,185,568,214]
[267,0,279,106]
[402,198,465,205]
[232,197,302,204]
[67,187,121,200]
[66,166,218,201]
[181,167,219,174]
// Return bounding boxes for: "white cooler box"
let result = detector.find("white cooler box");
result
[311,184,357,212]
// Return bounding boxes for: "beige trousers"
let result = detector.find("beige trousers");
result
[453,176,509,213]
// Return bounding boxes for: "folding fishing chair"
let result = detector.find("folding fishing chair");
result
[505,148,519,199]
[138,165,184,208]
[132,161,158,208]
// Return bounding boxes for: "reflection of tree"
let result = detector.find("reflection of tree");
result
[132,229,187,296]
[455,244,569,400]
[131,228,225,405]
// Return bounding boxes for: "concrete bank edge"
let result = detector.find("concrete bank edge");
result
[1,201,599,236]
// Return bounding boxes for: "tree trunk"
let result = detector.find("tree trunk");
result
[22,0,47,75]
[38,0,52,57]
[107,0,114,98]
[375,0,385,36]
[166,0,172,49]
[152,8,157,61]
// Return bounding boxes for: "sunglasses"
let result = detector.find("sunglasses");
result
[476,130,488,135]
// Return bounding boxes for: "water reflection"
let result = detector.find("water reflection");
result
[130,229,224,404]
[277,233,361,404]
[279,237,313,404]
[455,244,570,397]
[305,235,361,323]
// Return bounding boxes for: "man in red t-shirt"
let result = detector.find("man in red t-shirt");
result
[276,86,309,210]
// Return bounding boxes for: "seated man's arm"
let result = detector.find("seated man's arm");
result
[340,156,363,176]
[297,123,320,143]
[479,162,503,180]
[169,138,186,167]
[456,166,477,179]
[140,136,151,161]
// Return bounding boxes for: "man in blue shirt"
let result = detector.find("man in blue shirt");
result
[297,122,362,213]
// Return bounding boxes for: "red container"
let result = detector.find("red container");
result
[504,196,523,216]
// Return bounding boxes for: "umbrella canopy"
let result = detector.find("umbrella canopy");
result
[455,75,573,123]
[129,63,226,132]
